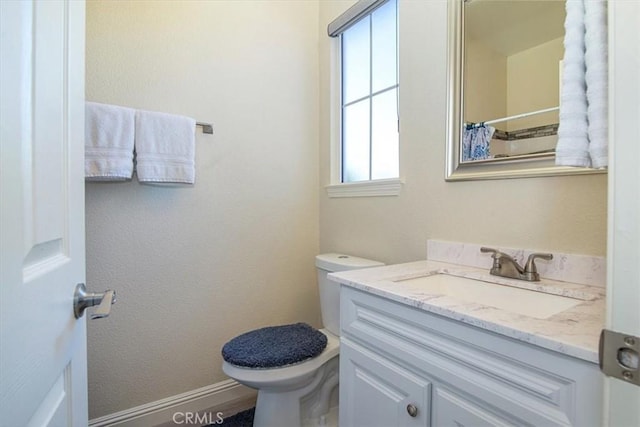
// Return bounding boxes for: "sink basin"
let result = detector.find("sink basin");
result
[394,274,584,319]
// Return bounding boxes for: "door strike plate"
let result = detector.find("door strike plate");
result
[599,329,640,387]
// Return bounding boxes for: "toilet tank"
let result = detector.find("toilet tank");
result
[315,254,384,336]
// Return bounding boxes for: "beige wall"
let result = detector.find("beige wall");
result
[319,0,607,264]
[465,35,563,130]
[464,38,507,124]
[507,36,564,130]
[85,0,320,418]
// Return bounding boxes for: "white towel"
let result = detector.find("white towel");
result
[84,101,135,180]
[556,0,591,168]
[585,0,608,169]
[556,0,609,169]
[135,110,196,184]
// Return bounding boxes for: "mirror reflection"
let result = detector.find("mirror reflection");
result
[462,0,565,163]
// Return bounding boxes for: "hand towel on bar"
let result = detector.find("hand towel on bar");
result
[556,0,591,168]
[584,0,608,169]
[134,110,196,184]
[84,101,135,180]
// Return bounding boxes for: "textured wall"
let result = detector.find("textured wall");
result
[85,0,320,418]
[464,37,507,125]
[319,0,607,264]
[507,37,564,129]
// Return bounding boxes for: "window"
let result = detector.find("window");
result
[329,0,400,191]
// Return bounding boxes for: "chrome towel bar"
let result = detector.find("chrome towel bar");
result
[196,122,213,134]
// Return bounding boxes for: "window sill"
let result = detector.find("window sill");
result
[326,178,403,198]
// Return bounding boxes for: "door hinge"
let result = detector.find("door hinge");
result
[599,329,639,387]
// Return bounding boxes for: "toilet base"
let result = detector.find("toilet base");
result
[302,405,338,427]
[252,356,339,427]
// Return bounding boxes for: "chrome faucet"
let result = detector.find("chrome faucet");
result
[480,247,553,282]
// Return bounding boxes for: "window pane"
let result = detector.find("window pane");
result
[342,17,370,104]
[343,99,370,182]
[371,89,399,180]
[372,0,397,93]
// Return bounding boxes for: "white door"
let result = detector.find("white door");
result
[604,1,640,426]
[0,1,87,426]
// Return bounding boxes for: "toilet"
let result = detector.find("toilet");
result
[222,253,383,427]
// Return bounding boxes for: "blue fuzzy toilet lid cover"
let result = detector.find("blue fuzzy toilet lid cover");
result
[221,323,328,368]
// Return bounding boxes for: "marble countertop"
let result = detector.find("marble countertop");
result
[329,260,606,364]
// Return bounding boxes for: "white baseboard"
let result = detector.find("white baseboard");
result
[89,379,256,427]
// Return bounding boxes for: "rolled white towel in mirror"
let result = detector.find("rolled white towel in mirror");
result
[556,0,590,168]
[585,0,608,169]
[556,0,609,169]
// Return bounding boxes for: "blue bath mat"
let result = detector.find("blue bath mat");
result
[222,323,327,368]
[217,407,254,427]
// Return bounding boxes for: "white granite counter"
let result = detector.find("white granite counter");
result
[329,259,606,364]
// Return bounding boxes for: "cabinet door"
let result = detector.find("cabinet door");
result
[433,386,520,427]
[340,339,431,427]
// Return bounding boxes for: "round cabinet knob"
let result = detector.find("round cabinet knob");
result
[406,403,418,417]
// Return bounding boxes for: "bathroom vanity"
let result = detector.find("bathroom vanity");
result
[330,248,605,426]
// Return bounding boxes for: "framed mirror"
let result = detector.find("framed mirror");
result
[445,0,605,181]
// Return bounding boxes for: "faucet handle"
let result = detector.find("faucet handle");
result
[480,247,509,260]
[480,247,505,270]
[480,247,498,263]
[523,252,553,281]
[480,247,500,257]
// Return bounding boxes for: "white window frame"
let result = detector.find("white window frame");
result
[326,0,403,198]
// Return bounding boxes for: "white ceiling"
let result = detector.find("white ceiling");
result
[465,0,566,56]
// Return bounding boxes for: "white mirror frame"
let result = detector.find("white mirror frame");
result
[445,0,606,181]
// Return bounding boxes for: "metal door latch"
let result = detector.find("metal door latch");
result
[73,283,117,319]
[599,329,639,387]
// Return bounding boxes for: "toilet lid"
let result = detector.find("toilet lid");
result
[222,323,328,368]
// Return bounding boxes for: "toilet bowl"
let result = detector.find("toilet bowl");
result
[223,330,340,427]
[221,254,383,427]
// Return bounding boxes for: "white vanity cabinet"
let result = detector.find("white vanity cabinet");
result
[339,286,603,427]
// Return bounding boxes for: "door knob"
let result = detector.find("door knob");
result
[74,283,116,319]
[406,403,418,417]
